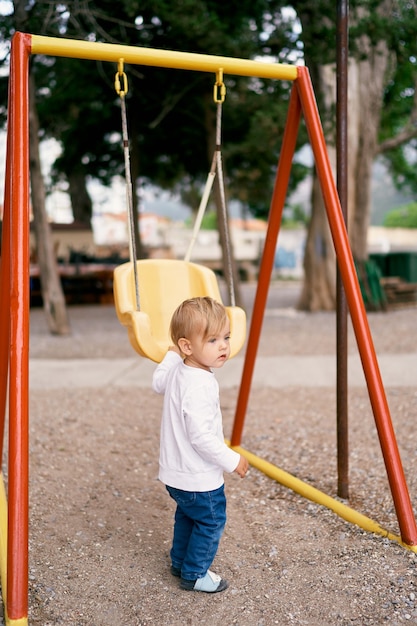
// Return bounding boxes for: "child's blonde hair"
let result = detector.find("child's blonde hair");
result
[170,297,227,345]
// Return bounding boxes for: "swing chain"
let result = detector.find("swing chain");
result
[187,69,235,306]
[213,72,236,307]
[115,58,129,98]
[213,68,226,103]
[114,59,140,310]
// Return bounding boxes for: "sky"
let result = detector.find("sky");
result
[0,1,12,16]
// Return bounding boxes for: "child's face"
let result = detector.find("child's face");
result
[182,319,231,371]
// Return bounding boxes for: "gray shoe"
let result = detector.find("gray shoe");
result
[180,570,228,593]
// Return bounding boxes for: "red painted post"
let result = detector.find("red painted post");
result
[296,66,417,546]
[230,84,302,447]
[7,31,32,620]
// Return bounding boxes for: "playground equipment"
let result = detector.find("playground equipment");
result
[113,63,246,362]
[1,31,417,626]
[113,259,246,362]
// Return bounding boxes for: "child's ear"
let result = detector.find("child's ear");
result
[178,337,192,355]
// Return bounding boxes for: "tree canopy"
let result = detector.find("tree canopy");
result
[1,2,416,219]
[0,1,309,224]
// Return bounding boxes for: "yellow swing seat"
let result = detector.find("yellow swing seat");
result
[113,259,246,363]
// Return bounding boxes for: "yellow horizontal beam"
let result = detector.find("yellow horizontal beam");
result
[30,34,298,81]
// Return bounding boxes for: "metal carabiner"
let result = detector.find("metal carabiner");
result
[115,58,128,97]
[213,68,226,103]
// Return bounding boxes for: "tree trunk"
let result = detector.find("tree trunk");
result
[298,64,338,311]
[29,73,71,335]
[298,166,337,310]
[348,20,393,260]
[299,2,393,310]
[66,168,93,227]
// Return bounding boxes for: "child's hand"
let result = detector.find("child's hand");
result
[234,455,249,478]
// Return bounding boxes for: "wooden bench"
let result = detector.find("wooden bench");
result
[380,276,417,308]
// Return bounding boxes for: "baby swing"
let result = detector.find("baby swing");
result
[112,63,246,363]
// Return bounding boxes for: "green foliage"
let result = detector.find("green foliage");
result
[374,0,417,195]
[185,210,217,229]
[383,202,417,228]
[201,211,218,230]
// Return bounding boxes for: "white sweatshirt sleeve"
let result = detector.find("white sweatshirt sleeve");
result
[152,350,182,394]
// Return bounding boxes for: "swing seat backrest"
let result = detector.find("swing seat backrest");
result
[113,259,246,363]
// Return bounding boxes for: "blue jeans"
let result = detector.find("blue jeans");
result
[166,484,227,581]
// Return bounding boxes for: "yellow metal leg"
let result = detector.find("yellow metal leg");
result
[230,444,417,553]
[0,472,7,605]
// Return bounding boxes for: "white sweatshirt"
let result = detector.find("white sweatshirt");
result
[152,351,240,492]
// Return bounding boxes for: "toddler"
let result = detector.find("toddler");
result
[152,296,248,593]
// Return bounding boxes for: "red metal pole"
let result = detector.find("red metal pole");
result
[296,66,417,546]
[230,84,302,447]
[7,31,32,620]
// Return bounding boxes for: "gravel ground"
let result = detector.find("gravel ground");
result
[18,282,417,624]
